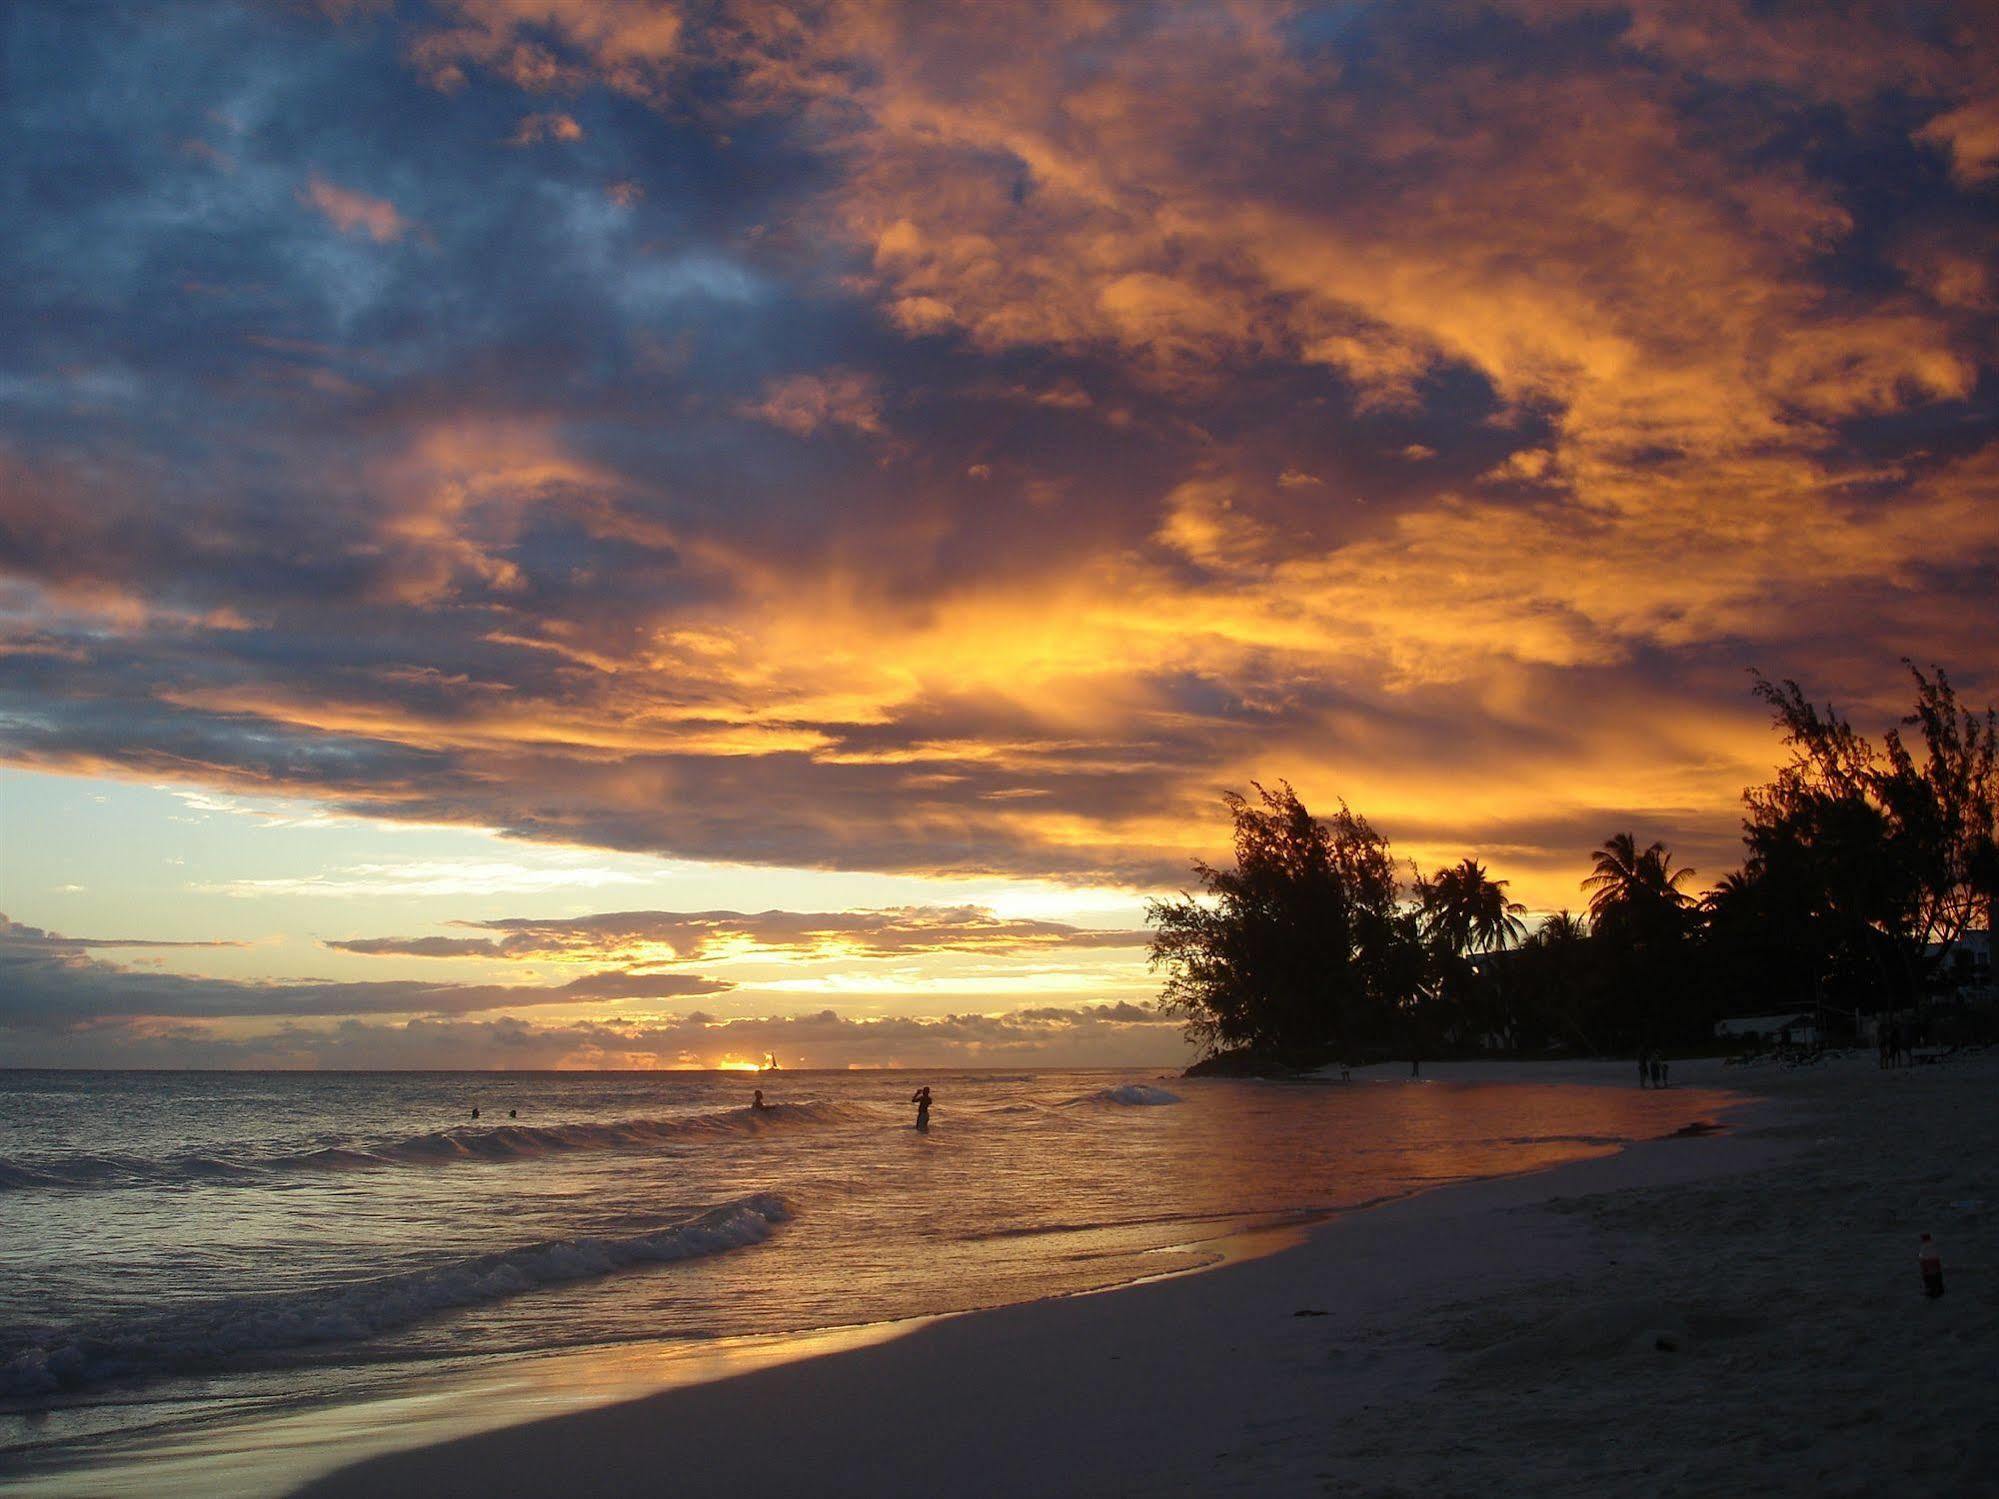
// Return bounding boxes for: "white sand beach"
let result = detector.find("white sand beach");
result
[292,1055,1999,1498]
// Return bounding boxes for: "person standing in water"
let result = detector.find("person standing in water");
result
[911,1085,932,1132]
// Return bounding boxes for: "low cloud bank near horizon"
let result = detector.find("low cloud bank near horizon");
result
[0,916,735,1027]
[0,913,1180,1069]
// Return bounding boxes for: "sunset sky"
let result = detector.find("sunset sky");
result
[3,0,1995,1069]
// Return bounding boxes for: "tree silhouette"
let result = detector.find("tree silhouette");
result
[1417,858,1528,1047]
[1147,783,1408,1060]
[1515,910,1598,1053]
[1695,863,1819,1030]
[1149,658,1997,1071]
[1579,834,1697,1048]
[1582,833,1696,938]
[1419,857,1528,956]
[1881,666,1999,965]
[1744,663,1998,1017]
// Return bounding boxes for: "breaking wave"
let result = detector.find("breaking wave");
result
[0,1103,856,1192]
[1076,1084,1183,1107]
[0,1192,794,1397]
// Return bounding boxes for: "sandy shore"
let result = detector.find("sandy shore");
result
[291,1054,1999,1498]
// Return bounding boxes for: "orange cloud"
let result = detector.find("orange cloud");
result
[299,174,410,242]
[742,369,885,437]
[8,0,1996,928]
[1918,96,1999,185]
[509,110,585,145]
[328,905,1148,965]
[409,0,683,98]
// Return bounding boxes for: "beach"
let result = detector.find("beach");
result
[290,1055,1998,1498]
[0,1068,1717,1495]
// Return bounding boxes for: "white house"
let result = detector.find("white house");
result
[1714,1012,1819,1047]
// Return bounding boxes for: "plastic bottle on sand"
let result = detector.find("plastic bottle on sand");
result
[1919,1233,1944,1298]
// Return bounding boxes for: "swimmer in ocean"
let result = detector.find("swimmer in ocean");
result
[752,1089,770,1112]
[911,1085,932,1132]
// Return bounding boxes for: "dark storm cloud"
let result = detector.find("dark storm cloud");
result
[2,0,1996,908]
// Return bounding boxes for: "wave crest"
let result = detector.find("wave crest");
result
[1077,1084,1183,1106]
[0,1102,856,1192]
[0,1192,794,1397]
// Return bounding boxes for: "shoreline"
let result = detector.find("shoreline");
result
[6,1068,1733,1499]
[291,1061,1816,1499]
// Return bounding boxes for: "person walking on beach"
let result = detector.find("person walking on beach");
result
[911,1085,932,1132]
[1638,1054,1649,1089]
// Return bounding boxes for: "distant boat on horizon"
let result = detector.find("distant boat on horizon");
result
[761,1052,780,1073]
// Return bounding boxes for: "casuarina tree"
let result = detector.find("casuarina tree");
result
[1744,663,1998,1015]
[1147,783,1409,1060]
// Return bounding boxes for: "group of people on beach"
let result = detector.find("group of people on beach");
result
[1637,1053,1670,1088]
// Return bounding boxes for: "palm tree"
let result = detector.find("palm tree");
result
[1535,909,1589,947]
[1418,858,1528,1049]
[1522,909,1596,1053]
[1583,833,1698,1051]
[1582,833,1695,936]
[1701,869,1758,917]
[1419,857,1527,956]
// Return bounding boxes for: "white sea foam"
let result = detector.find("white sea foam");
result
[1085,1084,1183,1106]
[0,1192,794,1397]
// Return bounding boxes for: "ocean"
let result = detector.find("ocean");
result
[0,1067,1732,1495]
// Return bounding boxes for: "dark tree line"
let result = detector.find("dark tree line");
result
[1146,787,1410,1060]
[1150,663,1999,1062]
